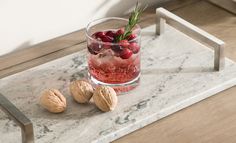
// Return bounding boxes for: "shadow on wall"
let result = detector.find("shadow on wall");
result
[104,0,148,17]
[0,41,32,57]
[94,0,156,17]
[13,41,32,52]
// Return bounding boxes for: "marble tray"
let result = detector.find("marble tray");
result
[1,24,236,143]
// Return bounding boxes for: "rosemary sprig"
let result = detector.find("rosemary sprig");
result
[116,2,147,42]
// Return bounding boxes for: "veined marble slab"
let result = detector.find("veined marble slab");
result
[1,24,236,143]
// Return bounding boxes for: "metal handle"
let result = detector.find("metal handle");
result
[0,93,34,143]
[156,7,225,71]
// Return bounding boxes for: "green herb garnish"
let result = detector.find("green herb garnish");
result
[116,2,147,42]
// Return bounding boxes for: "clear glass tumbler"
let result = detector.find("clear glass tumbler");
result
[86,17,141,93]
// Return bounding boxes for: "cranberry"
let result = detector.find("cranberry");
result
[120,48,133,59]
[128,42,140,54]
[111,45,123,53]
[100,35,114,42]
[127,34,137,41]
[106,30,116,38]
[116,28,125,36]
[88,46,97,55]
[118,40,130,48]
[94,31,106,38]
[88,42,102,55]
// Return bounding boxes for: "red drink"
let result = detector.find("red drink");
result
[88,44,140,84]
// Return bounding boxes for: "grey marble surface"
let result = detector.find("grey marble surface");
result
[1,25,236,143]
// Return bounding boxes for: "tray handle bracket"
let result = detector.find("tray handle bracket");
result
[156,7,225,71]
[0,93,34,143]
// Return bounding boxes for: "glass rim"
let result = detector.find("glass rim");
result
[85,17,141,45]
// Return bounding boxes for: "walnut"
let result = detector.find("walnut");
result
[69,80,94,103]
[39,89,66,113]
[93,86,118,112]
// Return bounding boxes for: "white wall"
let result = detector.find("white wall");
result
[0,0,168,56]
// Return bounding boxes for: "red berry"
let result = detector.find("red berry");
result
[128,42,140,54]
[100,35,114,42]
[88,46,97,55]
[120,48,133,59]
[118,40,130,48]
[106,30,116,38]
[88,42,102,55]
[116,28,125,36]
[127,34,137,41]
[94,31,106,38]
[111,45,123,53]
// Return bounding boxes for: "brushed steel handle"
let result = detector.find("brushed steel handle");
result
[0,93,34,143]
[156,7,225,71]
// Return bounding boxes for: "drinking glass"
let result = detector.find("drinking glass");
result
[86,17,141,93]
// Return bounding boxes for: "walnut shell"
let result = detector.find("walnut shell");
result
[39,89,66,113]
[69,80,94,103]
[93,86,117,112]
